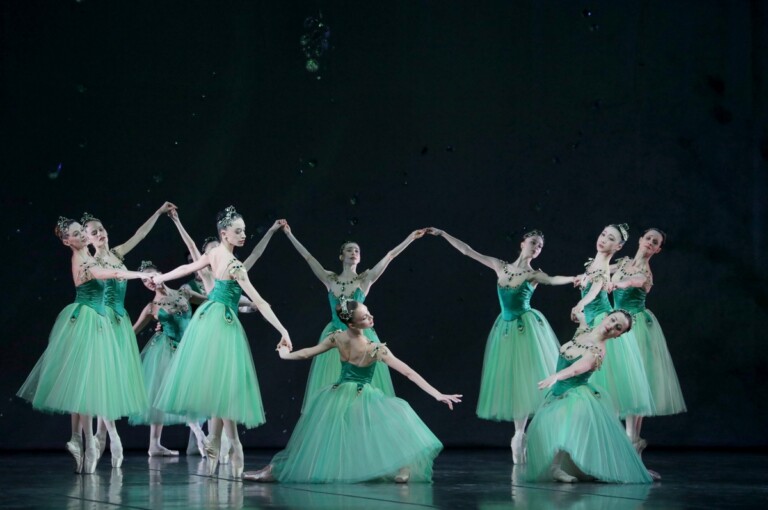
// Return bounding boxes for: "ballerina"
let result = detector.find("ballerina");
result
[428,227,576,462]
[130,260,202,457]
[17,217,156,473]
[282,222,425,411]
[81,202,176,467]
[609,228,686,452]
[243,299,461,483]
[525,309,655,483]
[151,205,292,479]
[572,224,654,423]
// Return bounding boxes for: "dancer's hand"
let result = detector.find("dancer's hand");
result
[155,322,163,332]
[157,202,177,215]
[426,227,443,236]
[603,281,617,293]
[436,393,462,410]
[151,274,166,286]
[282,222,292,234]
[570,306,584,323]
[269,219,287,232]
[572,274,585,287]
[277,336,293,351]
[538,374,559,389]
[410,228,427,240]
[168,209,180,222]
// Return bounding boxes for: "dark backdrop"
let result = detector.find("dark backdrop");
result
[1,0,766,450]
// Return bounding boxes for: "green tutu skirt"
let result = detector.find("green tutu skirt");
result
[18,303,141,419]
[129,333,187,426]
[588,313,653,418]
[154,302,265,428]
[105,308,150,415]
[524,383,652,483]
[272,382,443,483]
[476,311,560,421]
[301,323,394,412]
[632,310,686,416]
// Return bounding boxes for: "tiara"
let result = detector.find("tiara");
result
[523,229,545,240]
[138,260,155,272]
[613,223,629,242]
[80,212,100,225]
[56,216,73,237]
[338,296,352,321]
[219,205,239,229]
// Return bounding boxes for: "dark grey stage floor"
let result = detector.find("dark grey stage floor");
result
[0,449,766,509]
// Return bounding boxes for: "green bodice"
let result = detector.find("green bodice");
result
[497,282,534,321]
[581,282,611,325]
[104,278,128,317]
[550,355,594,397]
[334,361,376,392]
[157,306,192,346]
[327,288,366,329]
[613,286,647,314]
[72,279,107,317]
[207,279,242,310]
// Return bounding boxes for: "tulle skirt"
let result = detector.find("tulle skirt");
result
[588,313,654,417]
[272,382,443,483]
[524,383,652,483]
[105,308,150,415]
[632,310,686,416]
[301,323,394,412]
[476,311,560,421]
[155,302,265,428]
[18,303,144,419]
[129,333,187,426]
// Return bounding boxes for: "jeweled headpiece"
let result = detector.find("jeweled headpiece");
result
[138,260,156,272]
[55,216,74,239]
[201,236,218,251]
[338,296,352,322]
[80,212,100,225]
[218,205,240,229]
[523,229,545,240]
[610,223,629,242]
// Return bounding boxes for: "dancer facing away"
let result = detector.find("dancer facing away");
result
[572,224,653,429]
[130,260,206,457]
[609,228,686,453]
[427,227,576,463]
[243,300,461,483]
[281,222,426,411]
[169,211,283,461]
[82,202,176,467]
[524,309,655,484]
[17,218,156,473]
[151,206,292,479]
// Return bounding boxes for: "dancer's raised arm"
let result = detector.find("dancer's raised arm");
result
[427,228,502,271]
[244,219,286,270]
[361,229,426,292]
[112,201,177,257]
[282,222,333,287]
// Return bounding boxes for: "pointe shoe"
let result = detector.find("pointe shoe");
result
[196,436,206,458]
[148,444,180,457]
[551,467,578,483]
[204,436,221,477]
[511,433,527,464]
[110,436,124,468]
[66,436,84,474]
[219,434,232,465]
[647,468,662,481]
[230,443,244,479]
[96,429,107,460]
[394,468,410,483]
[242,465,275,482]
[82,439,100,474]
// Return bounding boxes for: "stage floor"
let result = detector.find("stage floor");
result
[0,449,765,509]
